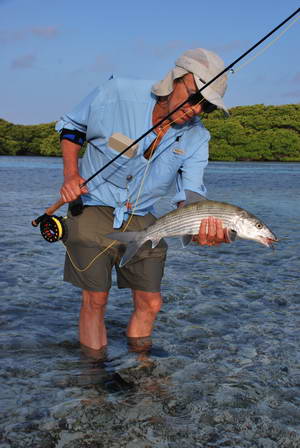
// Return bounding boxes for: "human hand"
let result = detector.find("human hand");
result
[60,173,88,203]
[192,216,231,246]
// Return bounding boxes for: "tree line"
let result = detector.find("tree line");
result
[0,104,299,161]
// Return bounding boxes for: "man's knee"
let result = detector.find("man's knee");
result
[133,290,163,314]
[82,290,109,311]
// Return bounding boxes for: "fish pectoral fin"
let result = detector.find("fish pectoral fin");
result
[181,234,193,247]
[151,238,161,249]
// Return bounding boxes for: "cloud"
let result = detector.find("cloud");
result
[0,26,59,44]
[281,89,300,99]
[0,30,26,44]
[291,72,300,84]
[211,40,246,55]
[134,39,244,61]
[31,26,59,38]
[280,73,300,98]
[91,54,116,73]
[11,53,36,70]
[135,39,185,59]
[152,41,186,59]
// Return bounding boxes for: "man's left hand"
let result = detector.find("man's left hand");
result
[192,216,231,246]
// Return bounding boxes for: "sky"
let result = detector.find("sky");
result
[0,0,299,125]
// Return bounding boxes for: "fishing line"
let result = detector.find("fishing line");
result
[63,9,299,272]
[78,7,300,188]
[32,8,299,250]
[232,13,300,74]
[64,102,204,272]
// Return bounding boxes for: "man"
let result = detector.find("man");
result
[56,48,230,353]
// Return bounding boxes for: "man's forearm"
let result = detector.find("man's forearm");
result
[60,140,88,202]
[61,139,82,178]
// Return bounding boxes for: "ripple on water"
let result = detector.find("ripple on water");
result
[1,159,300,447]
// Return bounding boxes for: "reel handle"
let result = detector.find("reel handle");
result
[32,198,65,227]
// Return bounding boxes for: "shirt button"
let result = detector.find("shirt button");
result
[127,175,133,181]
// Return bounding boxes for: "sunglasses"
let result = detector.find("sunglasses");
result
[177,77,217,113]
[188,92,217,113]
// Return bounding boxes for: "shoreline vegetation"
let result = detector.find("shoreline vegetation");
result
[1,104,299,161]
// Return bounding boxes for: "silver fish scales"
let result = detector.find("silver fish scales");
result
[107,198,277,267]
[152,201,244,237]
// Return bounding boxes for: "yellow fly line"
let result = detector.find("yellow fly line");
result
[63,99,206,272]
[63,12,300,273]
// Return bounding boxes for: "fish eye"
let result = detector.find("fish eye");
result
[256,222,263,229]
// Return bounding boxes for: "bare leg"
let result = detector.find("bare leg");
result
[127,290,162,338]
[79,290,109,350]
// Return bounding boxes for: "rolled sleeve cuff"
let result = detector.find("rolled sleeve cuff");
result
[55,117,87,134]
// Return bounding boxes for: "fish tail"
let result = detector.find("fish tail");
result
[106,231,146,267]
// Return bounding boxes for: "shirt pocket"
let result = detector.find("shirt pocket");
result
[101,145,131,189]
[148,140,185,194]
[160,139,185,170]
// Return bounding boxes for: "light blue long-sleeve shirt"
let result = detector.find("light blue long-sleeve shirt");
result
[56,77,210,228]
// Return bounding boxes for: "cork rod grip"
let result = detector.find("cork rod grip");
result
[31,198,65,227]
[45,198,65,216]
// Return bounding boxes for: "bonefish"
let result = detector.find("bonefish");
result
[107,192,277,267]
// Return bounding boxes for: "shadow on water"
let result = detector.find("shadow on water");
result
[1,157,300,447]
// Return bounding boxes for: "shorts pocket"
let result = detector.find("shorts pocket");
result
[128,239,168,264]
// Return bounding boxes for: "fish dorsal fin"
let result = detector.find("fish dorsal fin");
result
[185,190,207,205]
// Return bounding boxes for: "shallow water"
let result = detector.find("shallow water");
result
[0,156,300,447]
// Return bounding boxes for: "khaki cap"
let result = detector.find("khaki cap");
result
[151,48,228,114]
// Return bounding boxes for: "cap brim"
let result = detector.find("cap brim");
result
[152,67,229,115]
[194,76,229,115]
[151,67,188,97]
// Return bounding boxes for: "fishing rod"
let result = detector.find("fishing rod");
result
[32,7,300,243]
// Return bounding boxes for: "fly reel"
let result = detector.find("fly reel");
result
[32,214,67,243]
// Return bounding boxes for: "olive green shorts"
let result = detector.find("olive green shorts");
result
[63,206,168,292]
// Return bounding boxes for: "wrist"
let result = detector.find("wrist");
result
[63,172,80,183]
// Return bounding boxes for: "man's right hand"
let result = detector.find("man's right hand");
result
[193,216,231,246]
[60,173,88,203]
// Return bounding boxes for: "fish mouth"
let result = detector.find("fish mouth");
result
[260,236,278,248]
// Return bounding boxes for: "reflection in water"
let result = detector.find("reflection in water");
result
[1,158,300,447]
[80,342,108,362]
[127,335,153,354]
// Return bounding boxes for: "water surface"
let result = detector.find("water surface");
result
[1,157,299,447]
